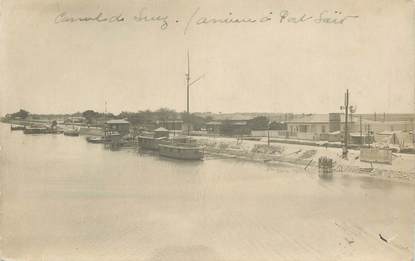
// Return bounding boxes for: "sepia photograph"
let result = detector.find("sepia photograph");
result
[0,0,414,260]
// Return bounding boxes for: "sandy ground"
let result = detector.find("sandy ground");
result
[193,136,415,183]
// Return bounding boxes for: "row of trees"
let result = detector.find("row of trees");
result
[116,108,209,130]
[5,108,287,131]
[8,109,30,119]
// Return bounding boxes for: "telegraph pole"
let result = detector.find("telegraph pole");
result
[186,50,190,115]
[359,115,362,146]
[186,51,190,136]
[342,90,349,158]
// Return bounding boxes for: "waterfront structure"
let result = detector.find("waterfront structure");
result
[286,113,348,141]
[157,120,183,132]
[106,119,130,136]
[206,115,253,136]
[137,127,170,150]
[64,117,86,125]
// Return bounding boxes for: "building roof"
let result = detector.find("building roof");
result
[206,121,222,125]
[106,119,130,124]
[287,114,349,124]
[212,114,254,121]
[154,127,169,132]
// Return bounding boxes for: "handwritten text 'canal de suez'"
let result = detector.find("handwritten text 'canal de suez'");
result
[54,8,359,34]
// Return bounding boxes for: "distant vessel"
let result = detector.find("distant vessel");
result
[10,124,25,131]
[137,127,169,150]
[86,130,120,144]
[24,127,60,134]
[156,51,204,160]
[138,136,168,150]
[64,129,80,136]
[86,136,107,144]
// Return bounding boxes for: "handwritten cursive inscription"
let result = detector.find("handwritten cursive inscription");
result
[133,8,169,30]
[279,10,359,24]
[184,7,272,34]
[55,12,126,23]
[53,8,360,34]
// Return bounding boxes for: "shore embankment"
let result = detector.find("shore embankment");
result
[194,136,415,183]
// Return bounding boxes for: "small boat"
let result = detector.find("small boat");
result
[86,136,106,143]
[23,122,61,134]
[240,136,262,141]
[159,142,204,160]
[24,127,49,134]
[138,128,170,150]
[158,137,204,160]
[10,125,25,131]
[64,129,80,136]
[86,131,121,144]
[138,135,168,150]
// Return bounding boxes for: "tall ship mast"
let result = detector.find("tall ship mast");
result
[185,50,204,135]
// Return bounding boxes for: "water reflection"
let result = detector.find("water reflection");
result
[0,123,414,261]
[148,245,222,261]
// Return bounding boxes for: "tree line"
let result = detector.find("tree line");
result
[4,108,287,131]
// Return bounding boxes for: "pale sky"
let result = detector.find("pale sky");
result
[0,0,413,115]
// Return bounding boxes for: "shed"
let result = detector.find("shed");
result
[154,127,169,138]
[106,119,130,136]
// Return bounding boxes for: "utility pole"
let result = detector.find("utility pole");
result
[186,51,190,136]
[359,115,362,146]
[367,124,371,148]
[186,50,190,115]
[340,89,349,158]
[267,123,270,147]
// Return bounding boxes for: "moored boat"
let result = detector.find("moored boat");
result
[158,136,204,160]
[64,128,80,136]
[137,127,170,150]
[158,142,204,160]
[86,131,121,144]
[138,135,168,150]
[23,127,60,134]
[11,125,25,131]
[86,136,106,143]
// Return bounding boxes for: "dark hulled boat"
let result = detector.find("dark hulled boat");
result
[10,125,25,131]
[23,127,60,134]
[158,141,204,160]
[64,129,80,136]
[138,136,168,150]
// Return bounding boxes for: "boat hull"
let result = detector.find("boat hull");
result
[64,131,79,136]
[23,128,60,134]
[11,125,25,131]
[86,137,106,143]
[158,144,204,160]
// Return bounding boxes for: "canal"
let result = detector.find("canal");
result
[0,123,414,261]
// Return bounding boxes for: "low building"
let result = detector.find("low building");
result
[206,119,251,136]
[153,127,170,138]
[287,113,351,141]
[64,117,87,125]
[206,121,222,135]
[157,120,183,131]
[349,132,374,145]
[106,119,130,136]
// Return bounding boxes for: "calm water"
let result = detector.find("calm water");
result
[0,123,414,261]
